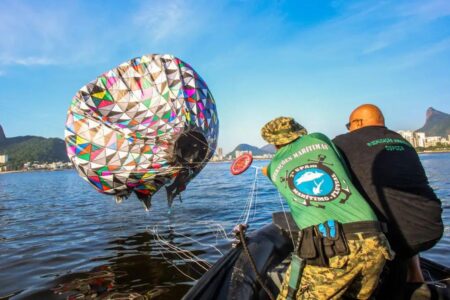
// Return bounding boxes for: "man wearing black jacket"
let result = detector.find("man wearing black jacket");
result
[333,104,443,298]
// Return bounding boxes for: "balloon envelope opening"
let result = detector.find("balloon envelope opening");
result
[174,131,209,167]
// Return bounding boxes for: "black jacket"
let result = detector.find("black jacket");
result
[333,126,443,257]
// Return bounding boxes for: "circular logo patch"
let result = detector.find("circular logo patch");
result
[288,163,341,203]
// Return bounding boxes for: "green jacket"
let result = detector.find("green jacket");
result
[267,133,377,229]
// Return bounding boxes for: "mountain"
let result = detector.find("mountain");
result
[260,144,276,154]
[227,143,272,157]
[416,107,450,137]
[0,135,69,169]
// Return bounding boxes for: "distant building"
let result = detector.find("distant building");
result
[235,150,252,158]
[397,131,430,148]
[0,154,8,164]
[425,136,442,147]
[210,155,221,162]
[415,132,426,148]
[216,147,223,160]
[397,129,450,148]
[253,154,274,159]
[397,130,415,146]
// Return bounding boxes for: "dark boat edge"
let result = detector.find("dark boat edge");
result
[183,212,449,300]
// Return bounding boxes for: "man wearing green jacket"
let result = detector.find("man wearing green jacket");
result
[261,117,393,300]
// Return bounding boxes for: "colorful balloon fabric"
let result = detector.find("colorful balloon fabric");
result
[65,54,219,209]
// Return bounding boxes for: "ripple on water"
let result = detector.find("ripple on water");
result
[0,157,449,299]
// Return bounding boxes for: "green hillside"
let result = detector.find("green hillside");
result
[0,136,69,169]
[227,143,272,157]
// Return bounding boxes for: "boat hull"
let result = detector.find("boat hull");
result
[183,213,449,300]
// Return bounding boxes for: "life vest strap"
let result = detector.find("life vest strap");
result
[286,254,306,300]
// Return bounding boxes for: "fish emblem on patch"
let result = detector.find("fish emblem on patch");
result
[284,155,351,207]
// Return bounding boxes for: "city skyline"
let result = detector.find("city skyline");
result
[0,106,448,154]
[1,119,448,171]
[1,0,450,153]
[397,130,450,148]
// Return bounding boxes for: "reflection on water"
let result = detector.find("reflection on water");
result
[50,230,213,300]
[0,154,449,299]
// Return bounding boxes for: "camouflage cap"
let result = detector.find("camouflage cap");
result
[261,117,307,146]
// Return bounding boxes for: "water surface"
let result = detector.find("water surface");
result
[0,154,449,299]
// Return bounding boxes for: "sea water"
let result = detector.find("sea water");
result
[0,153,449,299]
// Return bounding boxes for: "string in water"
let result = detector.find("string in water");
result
[148,221,228,281]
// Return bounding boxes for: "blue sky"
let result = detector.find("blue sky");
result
[0,0,449,152]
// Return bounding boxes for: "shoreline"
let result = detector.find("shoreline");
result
[1,152,447,173]
[0,170,27,175]
[209,157,271,163]
[0,168,72,175]
[417,150,450,154]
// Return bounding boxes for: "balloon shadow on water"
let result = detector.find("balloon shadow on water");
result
[15,229,221,300]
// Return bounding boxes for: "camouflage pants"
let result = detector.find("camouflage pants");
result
[277,233,394,300]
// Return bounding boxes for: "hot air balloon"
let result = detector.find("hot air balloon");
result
[65,54,219,209]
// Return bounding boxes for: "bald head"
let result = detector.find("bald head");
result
[347,104,385,132]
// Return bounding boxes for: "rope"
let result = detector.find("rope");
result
[251,170,259,223]
[244,167,259,224]
[277,192,296,247]
[151,225,213,275]
[234,166,259,229]
[237,224,275,300]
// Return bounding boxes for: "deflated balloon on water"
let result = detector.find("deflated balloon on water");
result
[65,54,219,209]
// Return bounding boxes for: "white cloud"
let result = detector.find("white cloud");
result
[397,0,450,21]
[0,0,223,68]
[0,56,58,66]
[0,1,132,68]
[274,0,450,69]
[392,37,450,69]
[130,0,231,53]
[360,0,450,54]
[133,1,187,42]
[0,0,448,73]
[0,1,69,66]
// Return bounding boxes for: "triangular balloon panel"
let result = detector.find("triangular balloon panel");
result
[65,54,219,208]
